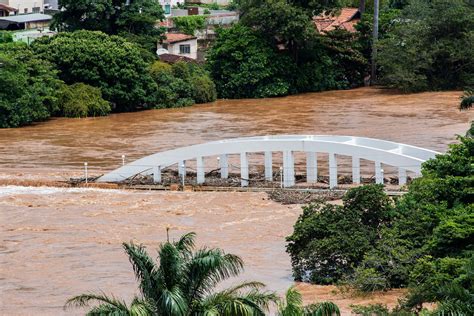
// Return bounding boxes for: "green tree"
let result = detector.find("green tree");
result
[460,89,473,110]
[378,0,474,92]
[0,43,63,128]
[66,232,277,315]
[58,83,111,118]
[207,24,293,98]
[286,185,393,284]
[52,0,165,53]
[32,31,158,112]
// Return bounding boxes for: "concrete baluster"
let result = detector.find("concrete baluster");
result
[240,152,249,187]
[329,153,337,189]
[306,152,317,183]
[219,154,228,179]
[352,156,360,184]
[153,166,161,184]
[196,156,205,184]
[264,151,273,181]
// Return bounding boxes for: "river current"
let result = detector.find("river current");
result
[0,88,472,314]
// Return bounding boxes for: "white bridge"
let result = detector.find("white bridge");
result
[98,135,439,188]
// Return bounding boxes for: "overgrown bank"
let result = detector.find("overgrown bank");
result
[287,134,474,314]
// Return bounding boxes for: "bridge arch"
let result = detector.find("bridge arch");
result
[98,135,439,188]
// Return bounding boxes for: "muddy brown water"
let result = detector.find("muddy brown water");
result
[0,88,472,315]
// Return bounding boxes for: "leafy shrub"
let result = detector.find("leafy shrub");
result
[207,25,293,98]
[351,303,390,316]
[172,15,206,35]
[31,30,158,112]
[350,267,389,293]
[150,61,216,107]
[59,83,111,118]
[0,43,62,128]
[286,185,393,284]
[191,75,217,104]
[0,31,13,43]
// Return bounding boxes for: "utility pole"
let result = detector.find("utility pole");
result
[371,0,380,85]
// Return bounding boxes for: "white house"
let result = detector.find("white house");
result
[0,0,45,14]
[157,33,198,60]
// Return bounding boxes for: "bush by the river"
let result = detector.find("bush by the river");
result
[150,61,216,108]
[286,135,474,313]
[0,42,62,128]
[31,30,159,112]
[58,83,111,118]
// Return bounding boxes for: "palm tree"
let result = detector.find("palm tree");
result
[65,232,277,315]
[277,287,341,316]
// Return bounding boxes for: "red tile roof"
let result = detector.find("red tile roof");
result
[313,8,360,33]
[164,33,197,44]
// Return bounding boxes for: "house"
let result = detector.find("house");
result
[157,32,198,60]
[313,7,361,34]
[0,3,16,16]
[0,13,52,30]
[159,0,183,17]
[0,0,46,15]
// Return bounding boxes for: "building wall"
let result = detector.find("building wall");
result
[160,39,198,59]
[2,0,44,14]
[159,0,183,16]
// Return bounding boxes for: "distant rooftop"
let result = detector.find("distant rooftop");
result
[164,33,197,44]
[313,8,360,33]
[0,13,52,23]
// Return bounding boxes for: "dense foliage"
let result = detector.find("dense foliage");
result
[377,0,474,92]
[0,43,62,128]
[32,31,158,112]
[172,15,206,35]
[150,61,217,107]
[58,83,111,118]
[52,0,165,55]
[287,135,474,313]
[66,232,278,315]
[207,0,367,99]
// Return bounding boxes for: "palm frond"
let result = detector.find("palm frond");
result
[199,282,277,316]
[156,286,188,316]
[277,286,304,316]
[304,301,341,316]
[129,297,156,316]
[123,242,159,300]
[64,292,129,312]
[184,248,244,300]
[174,231,196,256]
[158,242,182,289]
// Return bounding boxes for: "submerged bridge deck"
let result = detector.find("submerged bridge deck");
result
[98,135,440,188]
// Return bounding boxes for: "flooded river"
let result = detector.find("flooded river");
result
[0,88,472,314]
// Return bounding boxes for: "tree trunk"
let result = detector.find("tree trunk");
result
[358,0,366,14]
[371,0,379,85]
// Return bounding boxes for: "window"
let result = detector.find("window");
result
[33,7,40,13]
[179,44,191,54]
[24,8,28,14]
[164,4,171,15]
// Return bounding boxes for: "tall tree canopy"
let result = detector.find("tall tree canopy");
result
[52,0,165,54]
[378,0,474,92]
[32,31,158,112]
